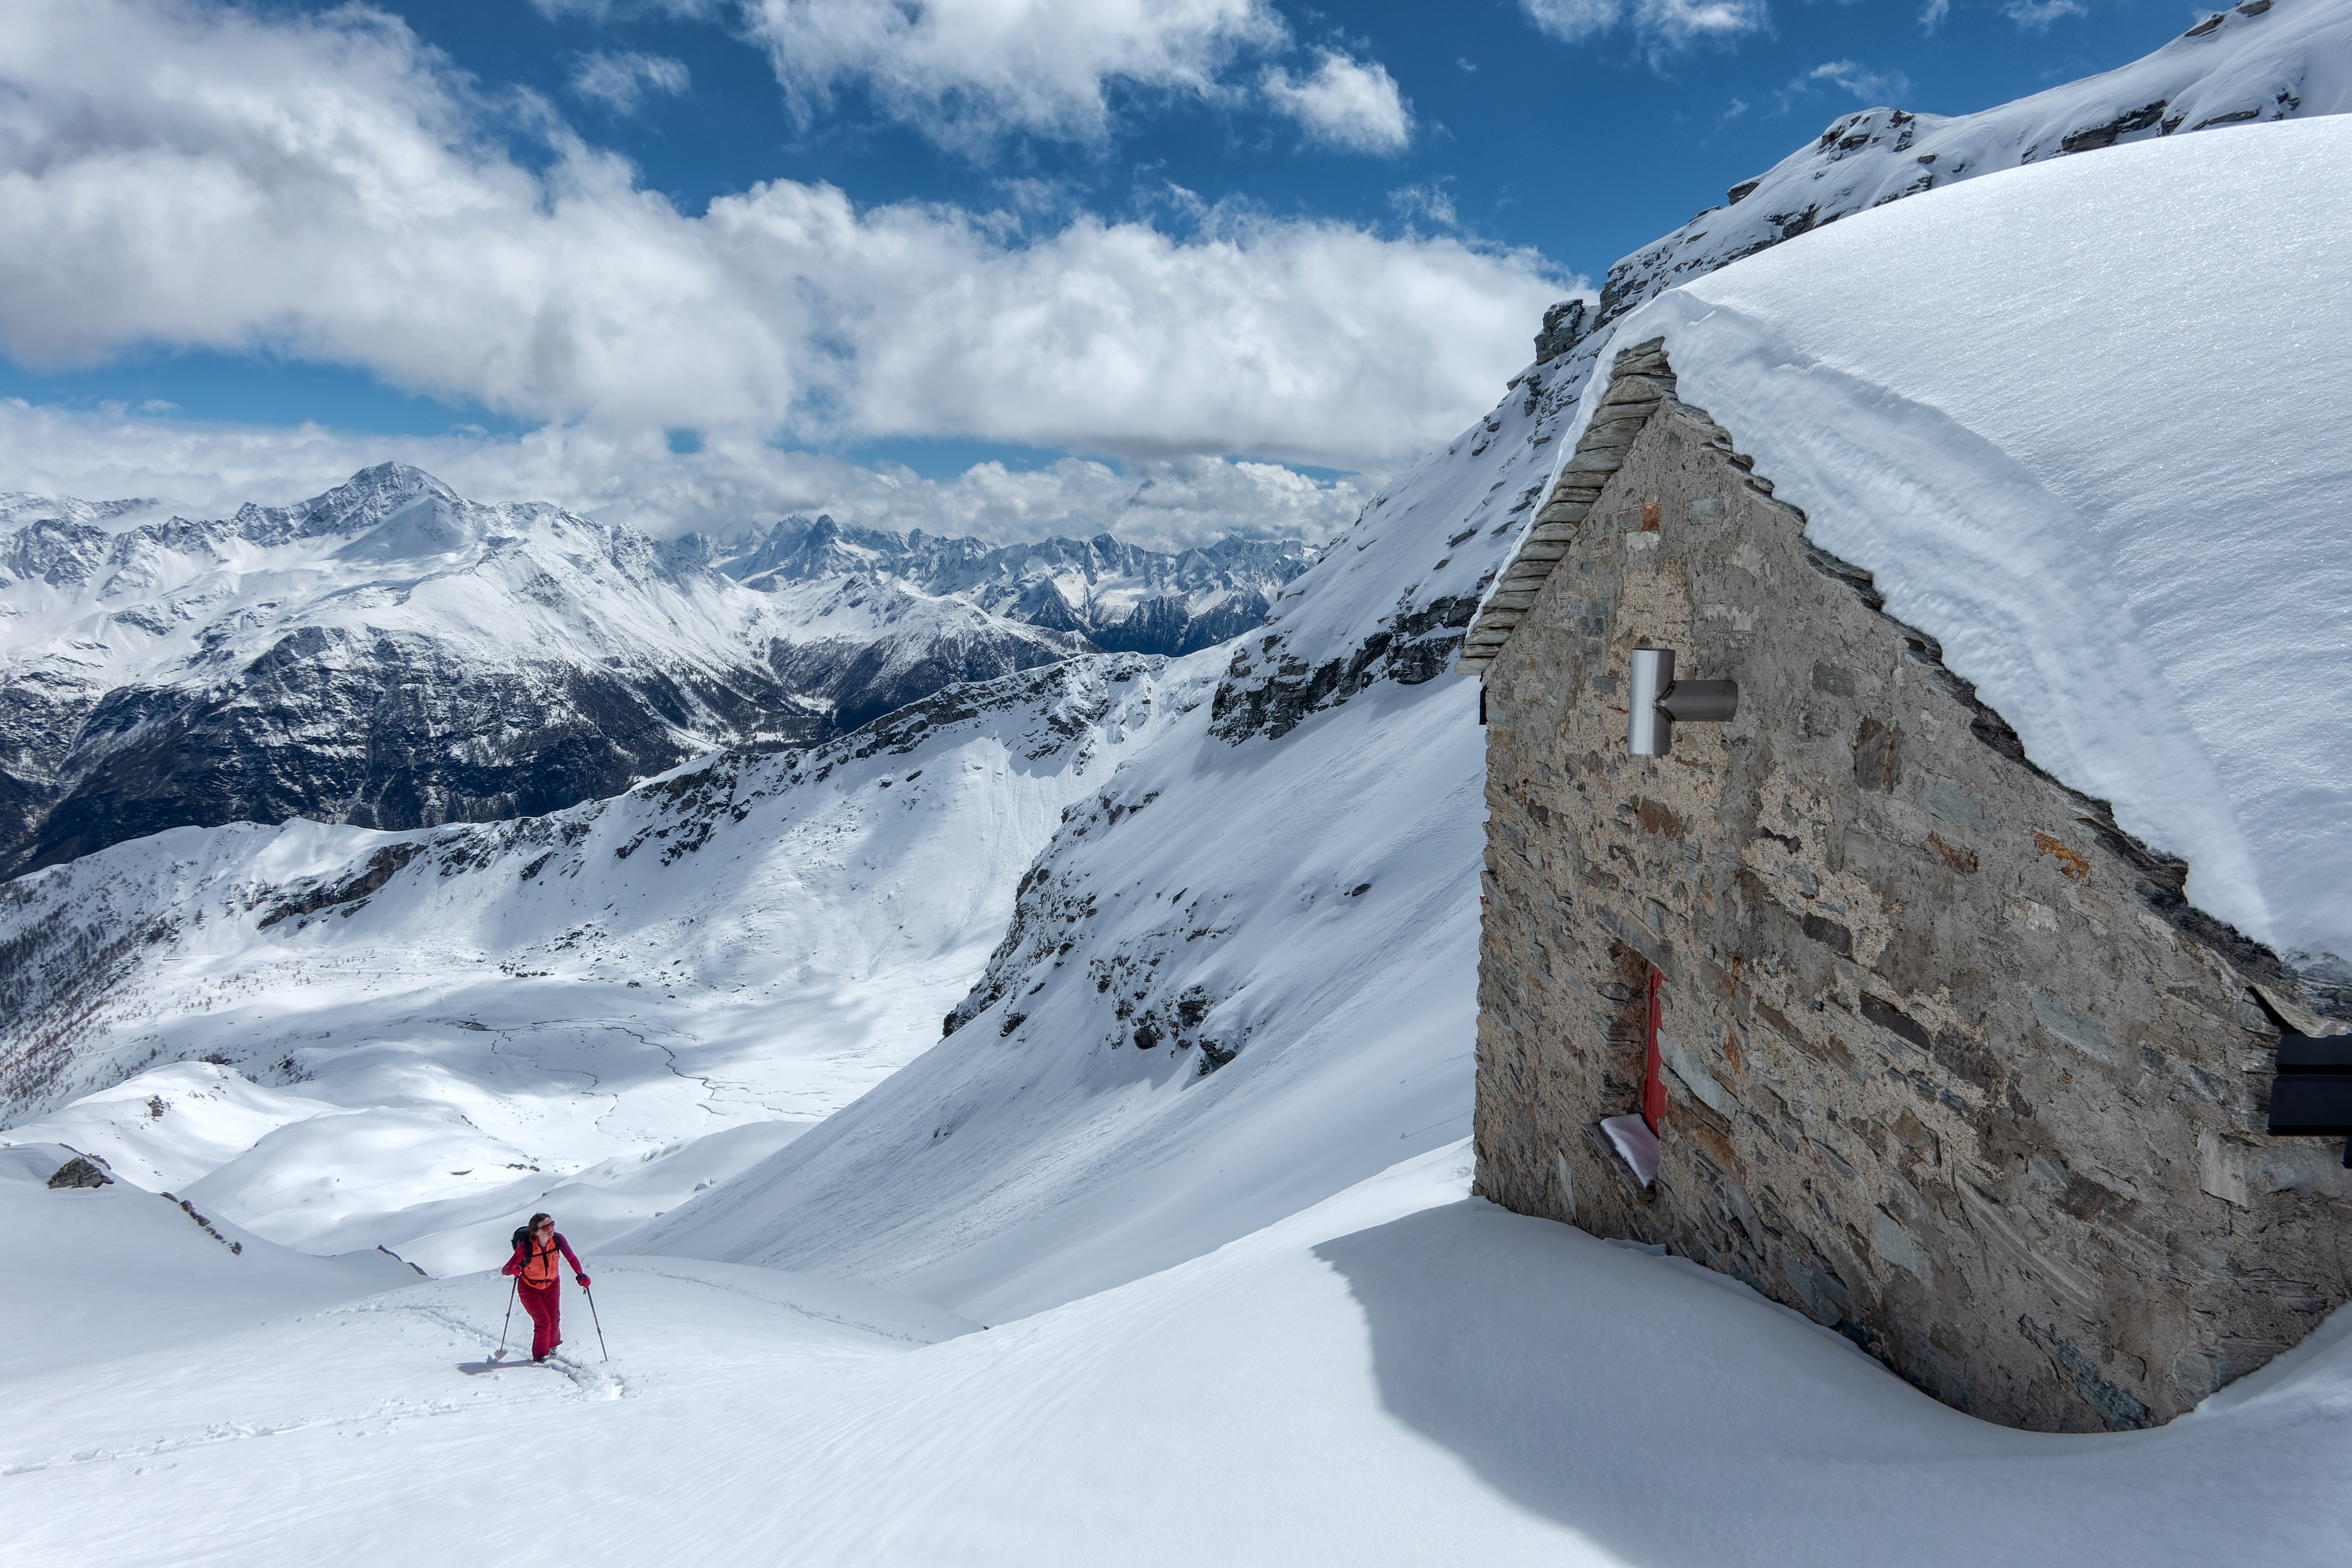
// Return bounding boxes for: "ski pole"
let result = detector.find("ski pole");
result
[584,1281,609,1362]
[497,1275,518,1360]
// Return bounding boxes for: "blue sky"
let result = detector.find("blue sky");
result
[0,0,2213,540]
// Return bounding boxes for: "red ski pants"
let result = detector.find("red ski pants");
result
[518,1280,562,1359]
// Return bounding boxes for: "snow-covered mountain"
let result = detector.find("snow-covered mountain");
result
[9,1,2351,1295]
[0,464,830,878]
[709,514,1314,663]
[0,465,1303,877]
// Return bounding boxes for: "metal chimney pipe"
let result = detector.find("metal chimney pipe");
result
[1627,649,1673,756]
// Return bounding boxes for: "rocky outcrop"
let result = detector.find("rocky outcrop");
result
[46,1153,112,1188]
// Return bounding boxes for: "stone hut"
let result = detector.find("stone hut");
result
[1457,336,2352,1432]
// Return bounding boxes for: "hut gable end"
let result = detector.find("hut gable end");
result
[1467,340,2352,1434]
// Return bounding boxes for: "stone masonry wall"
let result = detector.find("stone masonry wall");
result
[1471,340,2352,1432]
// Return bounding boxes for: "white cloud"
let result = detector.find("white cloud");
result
[1261,51,1412,154]
[1521,0,1623,44]
[1520,0,1768,52]
[1918,0,1951,33]
[528,0,721,20]
[1388,182,1457,227]
[569,51,691,116]
[0,401,1368,548]
[738,0,1287,151]
[0,0,1562,479]
[1801,58,1913,103]
[2002,0,2087,29]
[1640,0,1772,46]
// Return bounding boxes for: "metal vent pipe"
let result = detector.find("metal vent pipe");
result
[1627,646,1738,756]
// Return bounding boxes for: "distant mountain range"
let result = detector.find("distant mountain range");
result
[0,467,1311,877]
[702,514,1313,655]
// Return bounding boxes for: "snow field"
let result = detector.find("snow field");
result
[9,1142,2351,1566]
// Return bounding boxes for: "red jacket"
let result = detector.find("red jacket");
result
[503,1231,585,1286]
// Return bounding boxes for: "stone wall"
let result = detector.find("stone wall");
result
[1468,339,2352,1432]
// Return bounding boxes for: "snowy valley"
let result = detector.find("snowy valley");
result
[7,1,2352,1561]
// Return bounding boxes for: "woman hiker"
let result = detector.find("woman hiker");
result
[503,1212,590,1363]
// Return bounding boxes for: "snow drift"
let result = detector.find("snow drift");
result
[1595,112,2352,964]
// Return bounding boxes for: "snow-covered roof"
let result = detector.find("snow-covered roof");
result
[1479,113,2352,968]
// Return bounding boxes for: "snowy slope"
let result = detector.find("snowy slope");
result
[8,1142,2352,1565]
[0,656,1190,1273]
[1598,113,2352,965]
[742,570,1093,731]
[1586,0,2352,336]
[631,667,1485,1320]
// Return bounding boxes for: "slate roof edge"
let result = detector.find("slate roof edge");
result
[1454,335,1677,680]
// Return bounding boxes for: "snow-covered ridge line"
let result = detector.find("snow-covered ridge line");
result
[1569,0,2352,346]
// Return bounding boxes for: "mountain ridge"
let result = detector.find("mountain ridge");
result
[0,464,1308,876]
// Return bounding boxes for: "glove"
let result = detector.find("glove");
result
[501,1262,517,1277]
[576,1274,591,1287]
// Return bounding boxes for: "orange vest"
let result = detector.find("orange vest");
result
[521,1236,562,1287]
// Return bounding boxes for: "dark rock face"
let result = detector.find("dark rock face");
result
[14,640,826,877]
[712,516,1314,660]
[1207,591,1481,743]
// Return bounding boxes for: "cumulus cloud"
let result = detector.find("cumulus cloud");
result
[0,400,1366,548]
[1521,0,1768,52]
[570,51,691,115]
[0,0,1560,480]
[737,0,1286,151]
[1262,51,1412,153]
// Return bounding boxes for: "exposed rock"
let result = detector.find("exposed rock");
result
[46,1153,112,1188]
